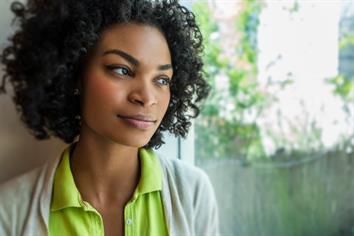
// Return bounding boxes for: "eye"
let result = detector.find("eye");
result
[105,65,132,77]
[155,77,171,86]
[115,67,130,76]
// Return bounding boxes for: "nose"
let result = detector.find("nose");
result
[128,80,157,107]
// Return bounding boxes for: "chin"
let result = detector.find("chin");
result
[111,136,151,148]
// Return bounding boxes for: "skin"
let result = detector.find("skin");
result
[70,22,173,236]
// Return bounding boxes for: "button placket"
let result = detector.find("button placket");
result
[126,218,133,225]
[124,203,134,236]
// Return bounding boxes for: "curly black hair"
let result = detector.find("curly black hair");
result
[0,0,210,149]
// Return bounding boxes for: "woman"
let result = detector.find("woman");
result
[0,0,220,235]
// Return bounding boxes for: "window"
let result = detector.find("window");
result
[174,1,354,235]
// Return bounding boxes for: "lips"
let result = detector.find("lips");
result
[117,114,157,129]
[117,114,157,122]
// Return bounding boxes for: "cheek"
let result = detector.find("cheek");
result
[160,93,171,114]
[83,76,119,111]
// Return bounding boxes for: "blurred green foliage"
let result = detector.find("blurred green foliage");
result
[193,0,267,161]
[327,74,354,102]
[194,0,353,161]
[327,32,354,103]
[327,32,354,152]
[339,32,354,50]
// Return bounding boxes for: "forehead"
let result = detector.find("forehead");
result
[94,22,172,64]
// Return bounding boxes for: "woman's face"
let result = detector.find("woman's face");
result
[79,22,173,148]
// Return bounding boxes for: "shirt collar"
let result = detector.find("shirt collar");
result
[50,143,162,211]
[51,144,82,211]
[136,148,162,195]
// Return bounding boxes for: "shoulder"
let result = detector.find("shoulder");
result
[0,154,60,202]
[0,166,44,234]
[157,154,213,194]
[156,154,220,235]
[0,166,43,203]
[156,153,217,212]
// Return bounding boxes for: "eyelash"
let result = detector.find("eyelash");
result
[105,64,132,76]
[156,77,171,86]
[105,64,171,86]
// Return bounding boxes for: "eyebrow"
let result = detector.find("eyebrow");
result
[101,49,172,71]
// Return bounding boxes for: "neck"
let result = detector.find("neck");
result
[70,128,141,207]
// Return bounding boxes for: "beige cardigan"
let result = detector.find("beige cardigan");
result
[0,151,220,236]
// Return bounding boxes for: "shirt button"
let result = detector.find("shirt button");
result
[126,218,133,225]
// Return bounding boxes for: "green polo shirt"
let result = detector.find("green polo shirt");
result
[48,145,168,236]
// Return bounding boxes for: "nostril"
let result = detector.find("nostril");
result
[131,98,144,106]
[133,99,144,106]
[128,88,157,107]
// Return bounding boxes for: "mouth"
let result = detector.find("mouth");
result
[117,114,157,130]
